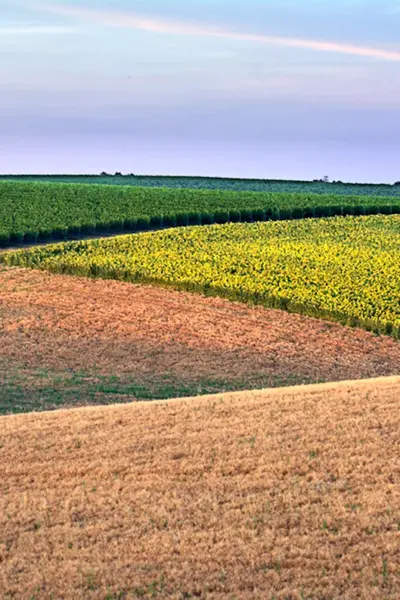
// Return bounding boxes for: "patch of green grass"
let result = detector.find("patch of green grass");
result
[85,570,100,591]
[133,574,166,598]
[0,359,320,416]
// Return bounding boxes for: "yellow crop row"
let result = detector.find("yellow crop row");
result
[2,215,400,336]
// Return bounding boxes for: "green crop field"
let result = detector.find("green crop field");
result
[1,174,400,196]
[2,215,399,338]
[0,180,399,247]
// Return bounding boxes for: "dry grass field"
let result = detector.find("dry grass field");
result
[1,376,399,599]
[1,266,400,414]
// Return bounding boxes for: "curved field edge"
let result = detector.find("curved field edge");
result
[1,180,400,249]
[144,375,400,406]
[2,216,399,339]
[14,375,398,413]
[1,376,399,599]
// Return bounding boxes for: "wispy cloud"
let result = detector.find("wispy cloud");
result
[28,1,400,62]
[0,25,74,35]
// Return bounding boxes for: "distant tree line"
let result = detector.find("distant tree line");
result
[101,173,400,186]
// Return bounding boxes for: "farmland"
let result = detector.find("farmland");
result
[1,175,400,600]
[1,173,400,197]
[3,0,400,593]
[1,266,400,415]
[0,180,399,247]
[1,376,399,599]
[3,215,399,338]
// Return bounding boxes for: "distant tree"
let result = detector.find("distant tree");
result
[394,181,400,186]
[100,171,109,176]
[114,171,122,176]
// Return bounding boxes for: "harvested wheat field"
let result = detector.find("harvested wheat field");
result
[0,267,400,414]
[1,376,399,599]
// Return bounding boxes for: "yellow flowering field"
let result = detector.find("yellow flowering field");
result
[2,215,399,337]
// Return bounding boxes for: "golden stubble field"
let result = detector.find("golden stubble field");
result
[1,376,399,599]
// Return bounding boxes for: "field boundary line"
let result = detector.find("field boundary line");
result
[1,375,399,421]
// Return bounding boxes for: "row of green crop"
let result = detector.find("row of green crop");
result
[1,180,400,248]
[1,201,399,247]
[1,174,400,196]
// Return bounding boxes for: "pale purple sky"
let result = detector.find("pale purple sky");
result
[1,0,400,182]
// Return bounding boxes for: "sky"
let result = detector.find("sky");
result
[1,0,400,182]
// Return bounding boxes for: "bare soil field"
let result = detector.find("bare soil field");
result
[0,266,399,414]
[1,376,399,599]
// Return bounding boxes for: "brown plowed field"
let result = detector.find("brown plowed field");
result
[0,266,399,413]
[1,376,399,599]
